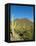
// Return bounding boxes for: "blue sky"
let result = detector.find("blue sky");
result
[10,5,33,21]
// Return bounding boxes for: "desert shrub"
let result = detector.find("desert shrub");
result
[23,30,33,40]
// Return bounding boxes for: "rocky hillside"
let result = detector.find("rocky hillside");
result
[10,18,34,41]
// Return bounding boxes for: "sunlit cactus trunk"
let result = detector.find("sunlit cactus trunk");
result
[10,15,16,41]
[12,16,14,38]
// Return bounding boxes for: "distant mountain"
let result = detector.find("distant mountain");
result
[12,19,33,31]
[15,18,33,23]
[10,18,34,31]
[15,18,33,26]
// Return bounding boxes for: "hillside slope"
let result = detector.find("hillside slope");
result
[10,19,34,41]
